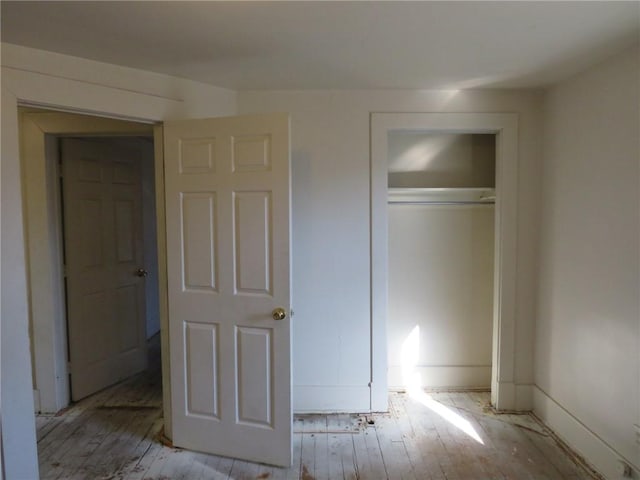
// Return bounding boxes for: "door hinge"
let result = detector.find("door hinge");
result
[66,361,72,373]
[63,264,68,278]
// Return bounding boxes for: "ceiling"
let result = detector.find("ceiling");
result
[2,1,638,90]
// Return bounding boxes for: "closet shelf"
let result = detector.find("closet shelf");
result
[388,187,496,205]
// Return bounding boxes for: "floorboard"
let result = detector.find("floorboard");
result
[37,346,601,480]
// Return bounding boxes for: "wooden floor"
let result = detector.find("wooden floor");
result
[37,347,597,479]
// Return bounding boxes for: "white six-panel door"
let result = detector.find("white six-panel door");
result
[62,138,148,401]
[163,114,292,466]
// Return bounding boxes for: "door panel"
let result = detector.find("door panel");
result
[234,191,272,294]
[184,321,220,418]
[181,192,218,291]
[236,326,273,427]
[62,138,147,401]
[114,199,136,262]
[164,113,291,466]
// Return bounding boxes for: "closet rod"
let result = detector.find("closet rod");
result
[388,200,495,206]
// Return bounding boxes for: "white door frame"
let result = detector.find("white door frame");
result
[370,112,519,411]
[20,111,171,432]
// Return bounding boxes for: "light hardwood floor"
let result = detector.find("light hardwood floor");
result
[37,346,598,480]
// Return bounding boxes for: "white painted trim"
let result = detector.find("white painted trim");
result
[2,87,40,480]
[533,386,637,479]
[371,112,520,412]
[294,386,370,413]
[19,117,69,412]
[20,112,154,413]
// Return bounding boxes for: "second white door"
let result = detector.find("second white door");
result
[62,138,148,401]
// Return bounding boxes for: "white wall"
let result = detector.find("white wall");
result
[238,89,543,411]
[1,43,236,478]
[535,45,640,478]
[388,203,495,388]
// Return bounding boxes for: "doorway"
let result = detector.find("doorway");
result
[386,132,496,391]
[370,112,519,412]
[19,110,170,425]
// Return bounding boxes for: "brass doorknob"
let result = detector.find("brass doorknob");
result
[272,308,286,321]
[135,268,148,277]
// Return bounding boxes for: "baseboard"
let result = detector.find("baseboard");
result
[533,386,638,479]
[294,385,370,413]
[388,365,491,390]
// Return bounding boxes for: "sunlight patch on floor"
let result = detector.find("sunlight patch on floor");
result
[401,325,484,445]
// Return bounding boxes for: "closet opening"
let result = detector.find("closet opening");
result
[387,132,496,393]
[386,132,496,440]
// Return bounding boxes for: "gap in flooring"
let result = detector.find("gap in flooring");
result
[36,343,600,480]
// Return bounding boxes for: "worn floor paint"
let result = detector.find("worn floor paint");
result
[36,344,598,479]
